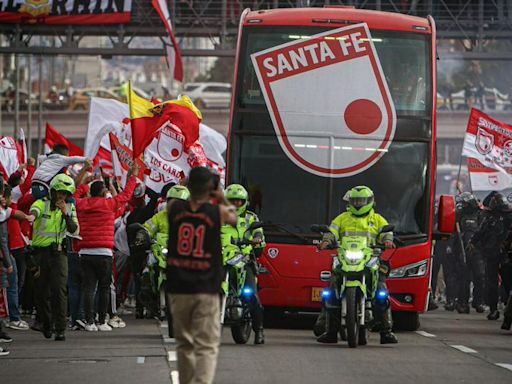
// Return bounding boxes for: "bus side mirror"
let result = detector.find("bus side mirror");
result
[437,195,456,234]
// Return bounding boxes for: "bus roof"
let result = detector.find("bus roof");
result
[243,7,432,34]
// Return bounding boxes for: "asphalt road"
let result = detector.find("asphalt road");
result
[1,311,511,384]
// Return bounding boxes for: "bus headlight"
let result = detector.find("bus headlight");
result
[389,260,428,279]
[345,250,364,264]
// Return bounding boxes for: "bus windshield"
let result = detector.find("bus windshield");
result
[230,26,433,243]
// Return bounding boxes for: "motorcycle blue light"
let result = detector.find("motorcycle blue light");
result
[242,287,254,296]
[321,289,331,298]
[377,290,388,300]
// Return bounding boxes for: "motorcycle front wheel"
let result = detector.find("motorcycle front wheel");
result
[345,287,360,348]
[231,320,252,344]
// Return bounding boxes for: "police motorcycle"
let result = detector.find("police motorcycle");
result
[127,224,169,323]
[144,232,169,320]
[312,224,394,348]
[220,221,263,344]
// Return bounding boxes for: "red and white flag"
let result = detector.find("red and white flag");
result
[462,109,512,179]
[467,157,512,191]
[45,122,83,156]
[152,0,184,82]
[0,136,20,178]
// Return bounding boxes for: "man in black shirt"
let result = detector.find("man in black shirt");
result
[166,167,236,384]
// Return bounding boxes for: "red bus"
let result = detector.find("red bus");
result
[227,7,454,330]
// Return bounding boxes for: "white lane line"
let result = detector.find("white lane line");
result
[450,345,478,354]
[160,323,169,328]
[137,356,145,364]
[167,351,177,362]
[416,331,436,338]
[496,363,512,372]
[171,370,180,384]
[163,337,176,343]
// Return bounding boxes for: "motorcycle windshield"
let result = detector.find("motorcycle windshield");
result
[341,236,368,251]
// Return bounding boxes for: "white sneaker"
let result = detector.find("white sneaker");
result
[8,320,29,330]
[97,323,112,332]
[85,323,98,332]
[108,315,126,329]
[107,317,119,328]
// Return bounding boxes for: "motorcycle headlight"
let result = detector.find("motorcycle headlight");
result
[389,260,428,279]
[345,250,364,264]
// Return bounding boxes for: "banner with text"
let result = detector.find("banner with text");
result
[0,0,132,24]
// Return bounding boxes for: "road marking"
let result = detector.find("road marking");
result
[160,323,169,328]
[163,337,176,343]
[167,351,177,362]
[415,331,436,338]
[450,345,478,354]
[496,363,512,372]
[137,356,145,364]
[171,370,179,384]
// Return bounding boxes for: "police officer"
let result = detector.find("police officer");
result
[29,174,79,341]
[143,185,190,333]
[317,186,398,344]
[453,192,485,314]
[471,193,512,320]
[144,185,190,240]
[222,184,266,345]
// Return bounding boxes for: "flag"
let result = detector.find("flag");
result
[462,108,512,177]
[0,136,20,178]
[110,133,146,186]
[18,128,28,165]
[467,157,512,191]
[199,123,227,168]
[85,97,131,159]
[152,0,184,82]
[45,122,83,156]
[129,82,201,159]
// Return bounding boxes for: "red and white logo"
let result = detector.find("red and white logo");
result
[251,23,396,177]
[476,128,494,155]
[488,175,499,185]
[157,123,184,162]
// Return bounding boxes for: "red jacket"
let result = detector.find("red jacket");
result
[75,177,137,251]
[7,203,25,250]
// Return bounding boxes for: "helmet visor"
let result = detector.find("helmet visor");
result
[349,196,373,209]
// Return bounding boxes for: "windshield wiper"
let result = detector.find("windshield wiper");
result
[263,222,312,244]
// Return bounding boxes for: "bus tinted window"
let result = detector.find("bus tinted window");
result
[239,27,431,115]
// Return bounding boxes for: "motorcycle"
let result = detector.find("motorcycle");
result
[312,224,394,348]
[220,221,262,344]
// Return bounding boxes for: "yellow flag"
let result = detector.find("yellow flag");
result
[128,81,154,119]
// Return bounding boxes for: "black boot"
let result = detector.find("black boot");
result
[474,304,485,313]
[455,302,470,314]
[501,317,512,330]
[380,331,398,344]
[487,310,500,320]
[54,332,66,341]
[317,311,338,344]
[444,301,455,311]
[428,299,438,311]
[254,329,265,345]
[135,307,144,319]
[43,329,53,339]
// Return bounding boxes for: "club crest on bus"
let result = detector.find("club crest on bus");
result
[157,122,184,162]
[251,23,396,177]
[476,128,494,155]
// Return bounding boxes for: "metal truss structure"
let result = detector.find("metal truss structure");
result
[1,0,512,59]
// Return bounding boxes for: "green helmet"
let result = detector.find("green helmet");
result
[166,185,190,201]
[225,184,249,216]
[345,186,374,216]
[49,174,76,195]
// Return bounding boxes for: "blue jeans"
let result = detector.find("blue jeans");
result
[6,255,21,321]
[68,253,84,324]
